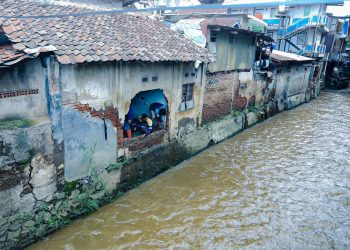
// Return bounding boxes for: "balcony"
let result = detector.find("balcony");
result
[263,18,280,26]
[277,15,331,38]
[305,44,326,57]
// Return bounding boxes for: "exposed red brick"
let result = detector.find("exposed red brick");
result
[235,94,247,111]
[202,72,238,124]
[248,95,256,107]
[73,102,123,147]
[127,130,166,152]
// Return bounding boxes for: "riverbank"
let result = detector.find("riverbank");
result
[0,87,320,250]
[28,91,350,249]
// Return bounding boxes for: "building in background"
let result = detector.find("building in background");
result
[32,0,138,9]
[324,15,350,89]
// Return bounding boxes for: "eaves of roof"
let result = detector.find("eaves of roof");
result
[207,24,274,42]
[0,0,211,65]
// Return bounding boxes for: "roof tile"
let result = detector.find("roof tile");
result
[0,0,210,64]
[0,44,26,64]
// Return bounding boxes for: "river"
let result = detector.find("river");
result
[28,92,350,249]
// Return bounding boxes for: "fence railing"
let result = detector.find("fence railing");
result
[277,15,330,37]
[305,44,326,54]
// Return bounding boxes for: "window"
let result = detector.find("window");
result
[270,8,276,18]
[229,33,235,44]
[180,83,194,111]
[142,77,148,82]
[297,31,306,45]
[210,31,217,42]
[303,6,311,17]
[152,76,158,81]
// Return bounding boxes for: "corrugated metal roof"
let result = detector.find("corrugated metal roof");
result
[271,50,314,63]
[208,17,240,28]
[207,24,274,42]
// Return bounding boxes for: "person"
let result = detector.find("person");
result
[150,102,166,129]
[140,113,153,138]
[123,115,132,139]
[150,102,164,119]
[123,106,135,139]
[126,105,135,122]
[157,108,167,129]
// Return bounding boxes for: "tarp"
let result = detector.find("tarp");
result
[171,19,206,47]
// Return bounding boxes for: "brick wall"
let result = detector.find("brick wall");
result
[202,72,238,124]
[126,130,167,152]
[72,102,124,147]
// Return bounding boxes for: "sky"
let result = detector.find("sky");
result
[327,1,350,16]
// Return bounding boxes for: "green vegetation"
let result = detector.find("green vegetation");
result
[0,117,36,129]
[245,106,259,113]
[6,144,130,247]
[106,159,126,172]
[231,110,243,117]
[63,181,80,196]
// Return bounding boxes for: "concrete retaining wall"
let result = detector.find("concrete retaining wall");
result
[0,89,318,249]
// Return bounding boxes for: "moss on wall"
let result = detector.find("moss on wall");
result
[0,118,36,130]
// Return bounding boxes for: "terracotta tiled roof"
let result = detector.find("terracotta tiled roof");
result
[0,0,85,17]
[0,44,26,64]
[0,0,210,64]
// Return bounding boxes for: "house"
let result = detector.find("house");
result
[0,0,209,181]
[161,1,343,58]
[169,15,273,123]
[204,20,276,122]
[222,0,343,59]
[324,16,350,89]
[270,50,317,109]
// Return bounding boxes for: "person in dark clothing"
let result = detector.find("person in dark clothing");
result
[123,106,135,139]
[123,115,132,139]
[139,113,153,138]
[126,105,135,122]
[158,108,167,129]
[150,102,166,129]
[150,102,164,119]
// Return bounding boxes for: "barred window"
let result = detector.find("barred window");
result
[180,83,194,111]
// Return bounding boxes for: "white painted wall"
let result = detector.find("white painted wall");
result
[0,59,48,120]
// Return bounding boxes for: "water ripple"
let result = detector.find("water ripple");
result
[29,92,350,250]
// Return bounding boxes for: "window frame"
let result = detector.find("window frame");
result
[296,31,307,45]
[180,83,195,112]
[303,6,311,17]
[270,8,276,18]
[229,33,236,44]
[210,30,218,42]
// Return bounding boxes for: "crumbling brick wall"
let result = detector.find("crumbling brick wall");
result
[202,72,238,124]
[72,103,124,147]
[126,130,167,153]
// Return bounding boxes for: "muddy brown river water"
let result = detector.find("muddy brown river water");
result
[28,92,350,249]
